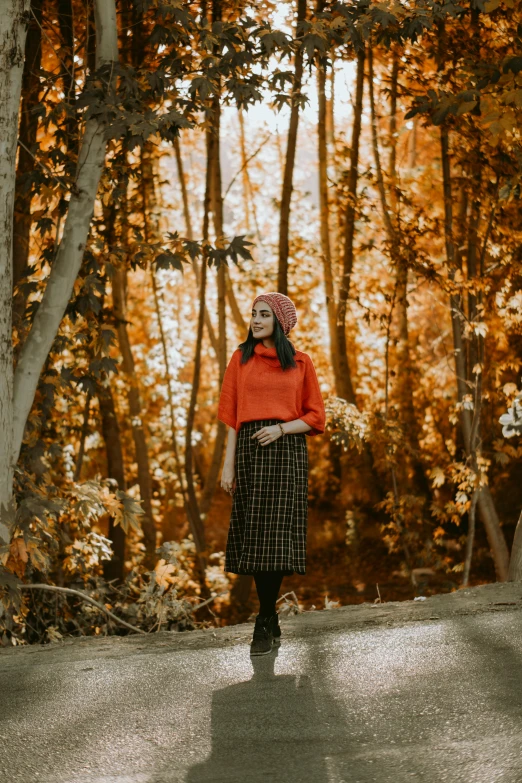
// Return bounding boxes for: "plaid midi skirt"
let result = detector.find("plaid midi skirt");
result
[225,419,309,575]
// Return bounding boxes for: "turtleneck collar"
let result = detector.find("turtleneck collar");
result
[254,342,279,360]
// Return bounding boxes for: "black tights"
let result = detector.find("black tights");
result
[254,571,286,617]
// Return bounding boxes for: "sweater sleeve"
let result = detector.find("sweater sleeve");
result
[218,349,240,430]
[299,355,326,436]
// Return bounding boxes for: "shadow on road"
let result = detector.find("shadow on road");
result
[5,613,522,783]
[455,614,522,718]
[185,647,329,783]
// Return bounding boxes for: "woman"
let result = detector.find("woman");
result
[218,292,325,656]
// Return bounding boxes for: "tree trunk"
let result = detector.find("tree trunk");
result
[209,93,226,367]
[334,46,382,505]
[215,126,246,337]
[86,2,96,73]
[317,57,341,390]
[508,509,522,581]
[394,258,429,495]
[57,0,78,159]
[238,108,251,233]
[224,270,247,336]
[112,265,157,563]
[150,266,190,522]
[98,380,127,581]
[462,132,505,582]
[388,49,399,213]
[142,141,192,546]
[326,51,340,274]
[73,392,91,481]
[98,192,130,580]
[13,0,41,327]
[368,46,428,496]
[336,47,364,405]
[466,184,481,381]
[232,107,257,603]
[440,128,471,447]
[184,129,213,563]
[440,125,509,581]
[238,108,263,247]
[200,84,227,518]
[407,118,417,169]
[277,0,306,295]
[173,135,219,356]
[173,136,193,239]
[115,156,156,565]
[12,0,118,467]
[0,0,34,544]
[477,487,509,580]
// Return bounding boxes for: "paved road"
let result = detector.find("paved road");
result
[1,610,522,783]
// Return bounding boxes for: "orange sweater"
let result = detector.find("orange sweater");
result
[218,343,326,436]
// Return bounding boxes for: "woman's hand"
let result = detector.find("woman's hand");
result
[220,459,236,495]
[251,424,283,446]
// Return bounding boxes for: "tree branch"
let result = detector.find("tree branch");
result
[20,583,147,635]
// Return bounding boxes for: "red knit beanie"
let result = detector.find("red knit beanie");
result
[252,292,298,336]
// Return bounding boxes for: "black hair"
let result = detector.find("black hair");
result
[239,313,297,371]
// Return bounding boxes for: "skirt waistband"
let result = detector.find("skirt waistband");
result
[238,419,306,441]
[240,419,284,429]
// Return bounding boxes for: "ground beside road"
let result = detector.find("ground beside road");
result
[2,582,522,783]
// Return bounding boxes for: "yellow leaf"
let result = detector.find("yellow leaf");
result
[6,538,28,578]
[103,494,121,518]
[154,559,176,589]
[430,467,445,488]
[11,538,28,563]
[26,538,50,572]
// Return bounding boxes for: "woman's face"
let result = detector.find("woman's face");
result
[251,302,275,339]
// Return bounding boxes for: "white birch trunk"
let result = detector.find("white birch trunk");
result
[12,0,118,469]
[0,0,31,544]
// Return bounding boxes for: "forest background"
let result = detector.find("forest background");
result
[1,0,522,645]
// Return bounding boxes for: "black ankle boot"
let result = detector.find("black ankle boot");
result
[250,614,274,656]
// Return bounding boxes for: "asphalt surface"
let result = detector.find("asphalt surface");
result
[2,600,522,782]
